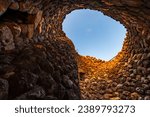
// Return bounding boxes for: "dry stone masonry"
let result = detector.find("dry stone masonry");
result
[0,0,150,100]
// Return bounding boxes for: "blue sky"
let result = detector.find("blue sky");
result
[63,9,126,61]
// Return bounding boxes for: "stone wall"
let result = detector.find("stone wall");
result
[0,0,150,100]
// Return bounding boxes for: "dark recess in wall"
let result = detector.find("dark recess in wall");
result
[0,9,34,24]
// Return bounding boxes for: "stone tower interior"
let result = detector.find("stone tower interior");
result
[0,0,150,100]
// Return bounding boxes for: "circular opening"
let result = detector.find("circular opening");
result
[63,9,126,61]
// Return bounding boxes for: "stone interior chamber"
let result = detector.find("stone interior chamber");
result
[0,0,150,100]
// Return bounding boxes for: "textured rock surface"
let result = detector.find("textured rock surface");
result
[0,0,150,100]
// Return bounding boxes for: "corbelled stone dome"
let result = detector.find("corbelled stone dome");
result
[0,0,150,100]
